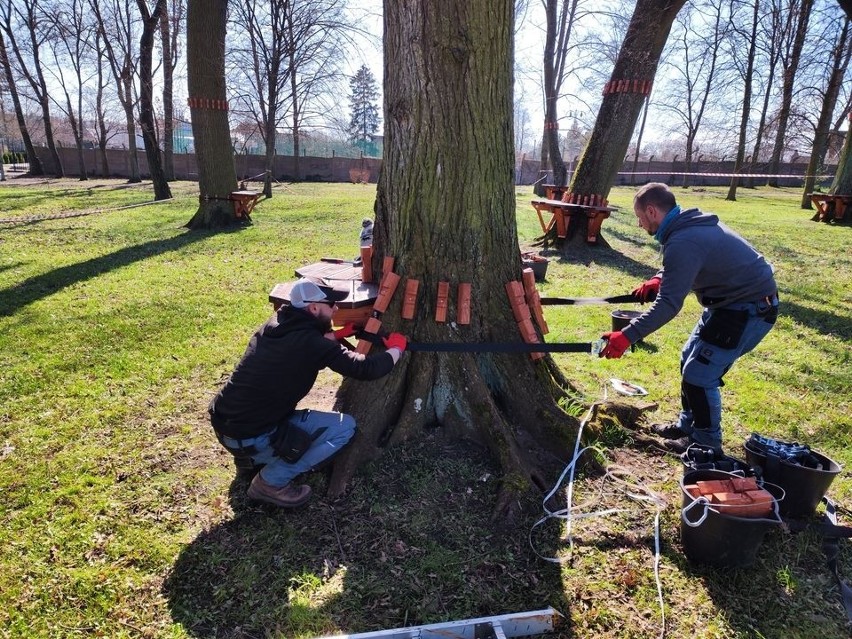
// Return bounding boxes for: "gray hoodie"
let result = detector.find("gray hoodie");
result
[622,207,776,344]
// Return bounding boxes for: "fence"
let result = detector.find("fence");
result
[35,146,836,188]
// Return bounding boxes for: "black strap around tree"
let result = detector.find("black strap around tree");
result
[355,331,596,353]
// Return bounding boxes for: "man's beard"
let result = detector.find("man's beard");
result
[317,316,333,334]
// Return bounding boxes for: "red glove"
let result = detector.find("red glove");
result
[382,332,407,352]
[332,322,358,340]
[632,276,661,302]
[599,331,631,359]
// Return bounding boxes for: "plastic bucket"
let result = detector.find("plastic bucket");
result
[680,469,783,568]
[743,443,841,518]
[522,256,549,282]
[611,310,642,339]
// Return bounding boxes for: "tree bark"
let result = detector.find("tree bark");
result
[829,120,852,194]
[328,0,583,520]
[0,29,42,175]
[137,0,171,201]
[159,1,180,182]
[728,0,761,201]
[185,0,238,228]
[767,0,814,187]
[800,17,851,207]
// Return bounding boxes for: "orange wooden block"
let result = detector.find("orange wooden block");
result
[522,269,548,334]
[457,283,471,325]
[360,246,373,283]
[518,317,544,361]
[435,281,450,323]
[504,281,530,322]
[382,256,395,277]
[373,271,401,314]
[401,279,419,320]
[355,317,383,355]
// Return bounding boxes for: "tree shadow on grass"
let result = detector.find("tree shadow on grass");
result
[163,433,573,638]
[0,229,217,316]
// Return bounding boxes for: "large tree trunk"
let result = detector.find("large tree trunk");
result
[159,3,177,182]
[800,17,850,207]
[185,0,238,228]
[727,0,761,202]
[767,0,813,187]
[138,0,171,201]
[327,0,583,520]
[547,0,686,247]
[830,120,852,194]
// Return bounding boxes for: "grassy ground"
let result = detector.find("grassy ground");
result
[0,176,849,638]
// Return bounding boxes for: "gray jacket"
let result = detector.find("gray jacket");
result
[622,207,776,344]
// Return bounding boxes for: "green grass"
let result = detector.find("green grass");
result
[1,177,850,638]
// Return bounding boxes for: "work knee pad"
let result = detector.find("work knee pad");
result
[682,380,712,430]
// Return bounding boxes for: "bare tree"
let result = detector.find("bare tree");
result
[0,0,64,176]
[90,0,142,183]
[0,28,43,175]
[800,11,851,205]
[91,29,115,176]
[45,0,93,181]
[229,0,291,197]
[659,1,731,187]
[136,0,171,200]
[727,0,762,201]
[283,0,347,180]
[159,0,183,181]
[540,0,581,188]
[766,0,814,186]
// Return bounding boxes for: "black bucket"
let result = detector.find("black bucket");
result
[680,469,784,568]
[611,309,641,332]
[743,442,841,518]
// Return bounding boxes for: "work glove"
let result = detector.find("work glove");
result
[599,331,631,359]
[382,332,408,353]
[632,276,661,303]
[332,322,358,340]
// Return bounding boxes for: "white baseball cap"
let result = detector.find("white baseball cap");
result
[289,278,348,308]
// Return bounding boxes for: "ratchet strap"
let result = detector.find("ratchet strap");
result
[356,331,597,353]
[539,292,653,306]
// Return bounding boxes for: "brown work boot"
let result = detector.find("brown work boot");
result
[247,473,312,508]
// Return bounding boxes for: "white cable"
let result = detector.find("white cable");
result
[529,385,669,638]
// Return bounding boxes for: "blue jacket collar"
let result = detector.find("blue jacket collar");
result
[654,205,681,243]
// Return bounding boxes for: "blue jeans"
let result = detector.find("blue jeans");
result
[675,297,778,450]
[217,409,356,487]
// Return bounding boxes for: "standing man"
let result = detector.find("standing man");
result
[599,183,778,454]
[209,278,407,508]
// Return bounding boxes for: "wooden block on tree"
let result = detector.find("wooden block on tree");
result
[373,271,401,314]
[360,246,373,283]
[435,281,450,323]
[382,256,395,277]
[517,317,544,361]
[521,269,548,334]
[355,317,383,354]
[401,278,419,320]
[457,282,471,325]
[505,280,531,322]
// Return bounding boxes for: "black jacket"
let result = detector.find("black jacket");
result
[209,306,394,438]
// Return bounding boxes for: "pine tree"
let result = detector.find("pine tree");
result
[348,65,380,145]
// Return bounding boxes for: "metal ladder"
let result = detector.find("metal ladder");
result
[314,607,561,639]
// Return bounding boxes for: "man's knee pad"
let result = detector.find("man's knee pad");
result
[682,380,712,430]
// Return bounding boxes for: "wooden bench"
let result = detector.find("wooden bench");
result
[809,193,852,223]
[229,190,262,222]
[530,196,618,244]
[269,260,378,326]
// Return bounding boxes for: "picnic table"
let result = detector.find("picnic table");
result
[808,193,851,223]
[268,259,378,326]
[530,196,618,244]
[229,190,262,222]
